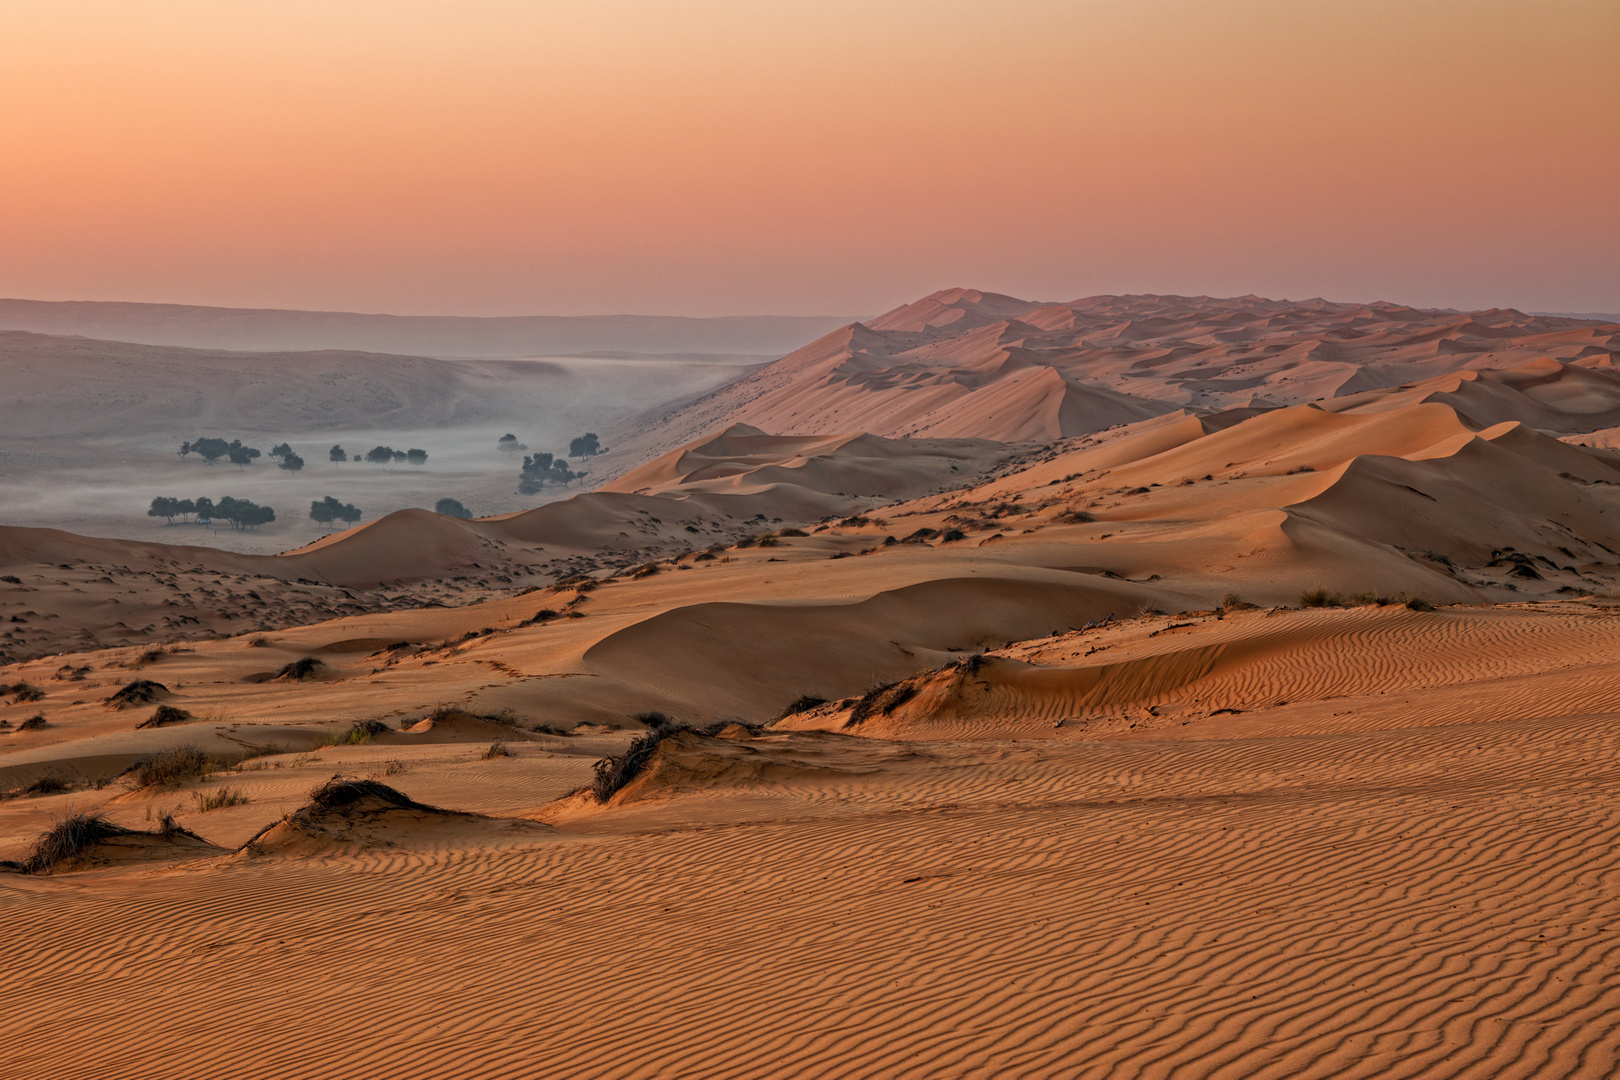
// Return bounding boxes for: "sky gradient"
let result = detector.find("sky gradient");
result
[2,1,1615,316]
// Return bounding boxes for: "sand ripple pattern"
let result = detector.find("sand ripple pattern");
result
[4,698,1619,1079]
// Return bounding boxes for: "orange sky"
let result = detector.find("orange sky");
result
[1,1,1615,316]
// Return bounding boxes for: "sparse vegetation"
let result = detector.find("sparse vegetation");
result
[276,657,324,681]
[481,740,512,760]
[318,719,391,747]
[137,705,193,729]
[779,694,827,718]
[18,812,133,873]
[126,744,222,788]
[104,680,168,709]
[192,787,248,812]
[1221,592,1244,608]
[305,778,438,813]
[16,714,48,731]
[1299,588,1347,608]
[591,719,683,802]
[1054,510,1096,524]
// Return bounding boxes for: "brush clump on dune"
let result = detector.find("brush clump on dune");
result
[103,680,169,710]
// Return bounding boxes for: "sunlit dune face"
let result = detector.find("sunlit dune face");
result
[0,0,1615,314]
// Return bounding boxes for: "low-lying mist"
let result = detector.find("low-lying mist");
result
[1,353,756,554]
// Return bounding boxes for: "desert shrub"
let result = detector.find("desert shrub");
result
[319,719,391,747]
[17,714,48,731]
[939,529,967,542]
[22,774,71,796]
[900,528,938,544]
[1054,510,1095,524]
[22,812,133,873]
[138,705,193,729]
[756,536,780,547]
[127,744,218,788]
[129,648,166,669]
[1349,591,1388,606]
[845,681,918,727]
[481,740,512,760]
[247,636,271,648]
[776,528,809,538]
[193,787,248,812]
[1299,588,1346,609]
[1406,597,1436,612]
[591,721,683,803]
[629,563,661,578]
[10,682,44,703]
[1221,592,1244,608]
[779,694,827,718]
[104,680,168,709]
[306,778,438,813]
[276,657,324,681]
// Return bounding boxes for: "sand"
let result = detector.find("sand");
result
[4,292,1620,1077]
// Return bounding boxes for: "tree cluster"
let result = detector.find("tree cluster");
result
[179,438,261,467]
[363,445,428,467]
[497,433,528,452]
[268,443,304,473]
[147,496,274,530]
[309,496,362,529]
[518,452,582,494]
[435,498,473,519]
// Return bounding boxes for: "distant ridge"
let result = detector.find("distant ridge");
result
[617,288,1620,453]
[0,298,856,358]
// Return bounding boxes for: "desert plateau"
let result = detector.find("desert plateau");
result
[6,3,1618,1076]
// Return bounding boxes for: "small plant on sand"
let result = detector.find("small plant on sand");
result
[318,719,391,748]
[481,740,512,760]
[192,787,248,812]
[373,759,408,778]
[246,636,272,648]
[1299,587,1346,608]
[126,745,222,789]
[1406,597,1436,612]
[1054,510,1095,525]
[1221,592,1244,608]
[21,774,72,797]
[17,714,48,731]
[20,812,133,873]
[10,682,44,704]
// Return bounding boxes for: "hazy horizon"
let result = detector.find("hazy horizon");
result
[2,1,1614,318]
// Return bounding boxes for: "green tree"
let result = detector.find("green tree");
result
[569,432,605,459]
[365,445,395,465]
[147,496,180,524]
[329,444,347,462]
[406,448,428,467]
[268,443,293,460]
[278,452,305,474]
[435,497,472,519]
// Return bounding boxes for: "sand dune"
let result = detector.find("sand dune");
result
[623,289,1619,450]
